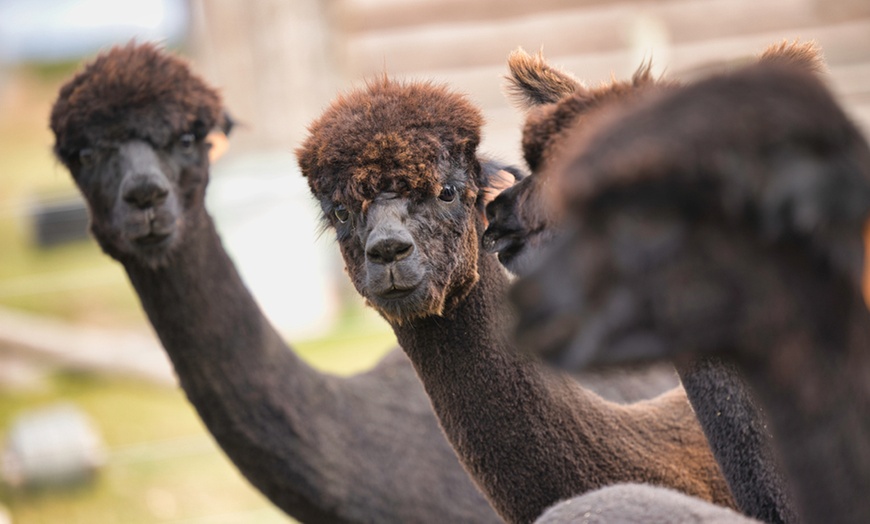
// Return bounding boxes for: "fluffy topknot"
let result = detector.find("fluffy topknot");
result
[50,42,223,166]
[297,77,484,211]
[519,58,669,172]
[757,39,827,74]
[504,48,582,109]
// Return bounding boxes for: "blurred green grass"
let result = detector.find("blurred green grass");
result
[0,64,399,523]
[0,372,294,523]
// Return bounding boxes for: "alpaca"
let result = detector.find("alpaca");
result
[297,77,735,523]
[535,484,760,524]
[492,46,827,524]
[513,58,870,524]
[483,49,675,277]
[49,42,504,524]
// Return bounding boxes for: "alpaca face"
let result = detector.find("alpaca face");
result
[298,79,486,323]
[50,43,224,269]
[322,160,481,323]
[512,197,801,369]
[67,135,210,269]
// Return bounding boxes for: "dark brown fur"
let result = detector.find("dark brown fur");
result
[498,45,825,524]
[515,59,870,524]
[51,42,222,166]
[50,43,503,524]
[299,77,735,523]
[298,77,484,214]
[484,49,673,277]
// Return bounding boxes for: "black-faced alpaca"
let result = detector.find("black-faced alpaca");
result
[297,77,735,524]
[514,59,870,524]
[496,45,826,524]
[50,42,504,524]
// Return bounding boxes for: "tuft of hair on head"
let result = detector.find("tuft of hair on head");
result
[504,48,583,110]
[631,56,657,85]
[757,39,827,74]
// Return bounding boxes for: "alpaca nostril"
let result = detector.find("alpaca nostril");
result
[123,181,169,210]
[367,238,415,265]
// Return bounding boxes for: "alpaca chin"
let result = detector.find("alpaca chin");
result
[130,237,180,270]
[369,282,446,325]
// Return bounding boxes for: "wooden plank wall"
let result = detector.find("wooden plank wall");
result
[329,0,870,165]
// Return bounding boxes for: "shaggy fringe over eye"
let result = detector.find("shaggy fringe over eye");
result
[50,42,223,166]
[297,77,485,208]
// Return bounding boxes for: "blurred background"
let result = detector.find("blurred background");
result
[0,0,868,522]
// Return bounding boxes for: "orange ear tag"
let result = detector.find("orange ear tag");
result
[207,130,230,163]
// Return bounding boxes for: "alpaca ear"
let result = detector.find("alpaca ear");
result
[757,40,827,74]
[207,129,230,163]
[207,111,236,163]
[504,48,583,109]
[759,150,870,285]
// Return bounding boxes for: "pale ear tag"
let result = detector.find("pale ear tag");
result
[207,130,230,163]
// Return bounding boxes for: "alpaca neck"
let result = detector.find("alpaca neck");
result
[742,280,870,524]
[119,209,338,520]
[393,253,565,522]
[676,358,798,524]
[392,251,732,523]
[123,211,312,393]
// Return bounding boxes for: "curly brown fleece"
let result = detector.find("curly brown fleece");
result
[297,77,484,214]
[50,42,223,167]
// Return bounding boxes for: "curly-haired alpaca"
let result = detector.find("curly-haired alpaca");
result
[297,76,735,524]
[492,44,823,524]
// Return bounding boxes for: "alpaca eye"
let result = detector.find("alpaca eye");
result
[334,205,350,223]
[178,133,196,151]
[439,184,457,203]
[78,148,94,166]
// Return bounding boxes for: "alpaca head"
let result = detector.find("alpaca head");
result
[50,42,226,269]
[483,49,671,276]
[297,78,493,323]
[512,61,870,369]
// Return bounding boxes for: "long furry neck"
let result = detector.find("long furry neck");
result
[676,358,798,524]
[743,282,870,524]
[118,210,343,522]
[122,212,292,382]
[391,250,733,523]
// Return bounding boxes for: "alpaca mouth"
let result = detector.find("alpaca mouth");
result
[483,231,521,255]
[134,231,171,247]
[377,285,418,300]
[369,281,435,321]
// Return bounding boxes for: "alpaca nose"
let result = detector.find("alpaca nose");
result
[366,237,415,265]
[123,178,169,210]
